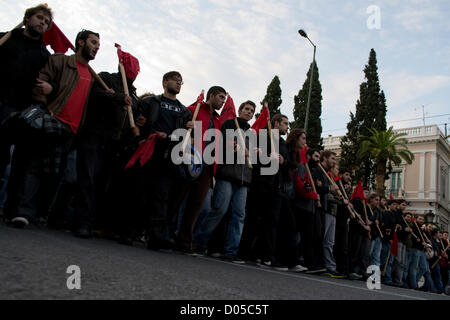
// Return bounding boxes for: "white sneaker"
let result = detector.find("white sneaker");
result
[289,265,309,273]
[12,217,29,229]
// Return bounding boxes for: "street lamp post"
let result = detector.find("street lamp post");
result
[298,29,316,133]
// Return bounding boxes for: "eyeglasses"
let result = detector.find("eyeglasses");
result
[170,78,184,85]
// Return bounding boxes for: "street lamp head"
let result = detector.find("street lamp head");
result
[298,29,308,38]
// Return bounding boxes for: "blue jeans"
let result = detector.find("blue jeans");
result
[370,237,383,267]
[416,250,435,291]
[193,179,247,257]
[380,241,394,283]
[430,262,444,292]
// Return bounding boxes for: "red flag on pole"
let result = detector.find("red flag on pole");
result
[115,43,140,79]
[43,22,74,54]
[251,106,270,134]
[125,133,161,169]
[391,231,399,257]
[188,91,205,109]
[389,195,395,200]
[350,181,365,201]
[299,145,309,165]
[219,95,237,126]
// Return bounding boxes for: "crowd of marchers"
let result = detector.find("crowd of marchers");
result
[1,5,449,296]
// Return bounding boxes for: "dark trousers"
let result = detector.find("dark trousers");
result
[140,160,180,243]
[335,218,350,275]
[298,208,323,269]
[348,225,371,275]
[5,143,59,221]
[170,165,214,249]
[239,190,282,262]
[75,134,114,229]
[277,198,301,268]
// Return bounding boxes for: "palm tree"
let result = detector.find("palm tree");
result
[358,127,415,195]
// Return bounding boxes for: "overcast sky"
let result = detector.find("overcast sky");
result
[2,0,450,137]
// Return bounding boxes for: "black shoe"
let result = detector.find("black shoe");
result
[348,273,363,280]
[174,245,200,257]
[222,255,246,264]
[147,238,174,252]
[74,226,92,239]
[117,236,134,246]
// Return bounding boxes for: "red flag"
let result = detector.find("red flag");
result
[389,195,394,200]
[350,181,365,201]
[125,133,160,169]
[219,95,237,126]
[391,232,399,257]
[43,22,74,54]
[251,107,270,134]
[299,145,309,165]
[334,175,341,182]
[115,43,140,79]
[188,91,205,109]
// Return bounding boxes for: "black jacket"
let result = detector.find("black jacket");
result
[250,133,288,194]
[215,118,252,187]
[311,164,330,212]
[0,28,50,115]
[81,72,138,141]
[137,94,191,162]
[381,209,397,242]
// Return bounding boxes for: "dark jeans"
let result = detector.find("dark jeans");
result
[74,133,115,229]
[348,225,371,275]
[171,165,214,249]
[277,198,302,268]
[6,142,61,221]
[239,189,282,262]
[335,218,349,275]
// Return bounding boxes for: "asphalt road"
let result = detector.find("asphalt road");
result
[1,221,449,301]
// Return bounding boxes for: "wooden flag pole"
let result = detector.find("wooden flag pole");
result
[338,179,356,219]
[181,90,204,155]
[362,201,372,240]
[431,243,450,269]
[0,22,23,46]
[367,205,384,239]
[233,118,253,169]
[413,220,426,244]
[305,163,322,208]
[401,215,419,240]
[382,250,391,277]
[118,63,139,137]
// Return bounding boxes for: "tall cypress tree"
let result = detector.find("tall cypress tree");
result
[340,49,388,188]
[260,76,282,119]
[291,61,323,149]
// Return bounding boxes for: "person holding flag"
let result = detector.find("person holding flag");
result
[8,29,101,230]
[348,182,372,279]
[0,4,53,217]
[73,44,141,239]
[192,99,255,263]
[239,112,290,271]
[134,71,192,250]
[379,199,400,285]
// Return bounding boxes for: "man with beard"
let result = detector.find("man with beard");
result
[239,114,290,271]
[0,5,53,216]
[291,147,320,272]
[334,168,362,280]
[72,50,140,239]
[136,72,192,251]
[8,30,101,229]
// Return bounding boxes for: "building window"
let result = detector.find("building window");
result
[390,172,402,196]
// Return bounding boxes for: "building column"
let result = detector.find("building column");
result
[429,152,437,200]
[419,152,425,199]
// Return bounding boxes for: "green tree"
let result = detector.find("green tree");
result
[358,127,414,195]
[260,75,282,119]
[291,61,323,149]
[340,49,388,187]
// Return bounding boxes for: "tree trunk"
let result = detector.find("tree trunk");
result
[376,160,387,196]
